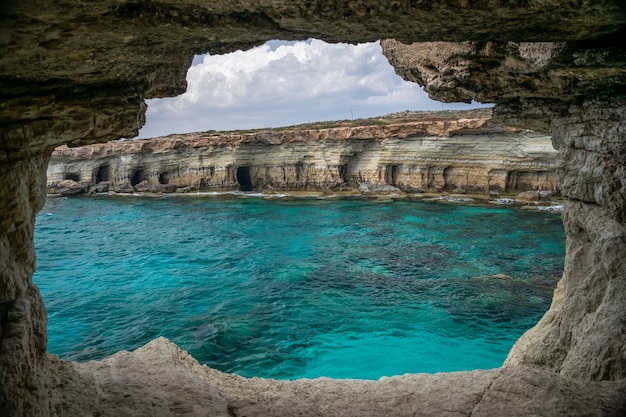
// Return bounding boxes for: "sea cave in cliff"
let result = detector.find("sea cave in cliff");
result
[1,2,626,416]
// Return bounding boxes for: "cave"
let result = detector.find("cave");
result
[1,2,626,416]
[158,172,169,185]
[443,166,461,191]
[338,164,348,184]
[130,169,146,186]
[385,164,400,186]
[64,173,80,182]
[95,164,110,183]
[236,166,254,191]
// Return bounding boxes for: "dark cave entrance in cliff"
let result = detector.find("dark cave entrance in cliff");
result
[95,164,110,183]
[64,173,80,182]
[385,164,400,186]
[237,166,254,191]
[130,169,147,186]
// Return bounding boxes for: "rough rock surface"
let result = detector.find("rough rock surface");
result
[52,337,626,417]
[504,97,626,381]
[1,1,626,416]
[46,117,558,196]
[381,40,626,115]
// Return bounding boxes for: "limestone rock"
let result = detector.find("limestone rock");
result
[2,0,626,416]
[516,190,540,201]
[112,184,135,194]
[502,96,626,381]
[90,183,109,194]
[46,117,559,197]
[52,179,90,196]
[0,156,50,416]
[359,182,401,195]
[51,337,625,417]
[380,39,626,132]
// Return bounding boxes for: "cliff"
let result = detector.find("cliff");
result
[2,1,626,416]
[46,115,558,198]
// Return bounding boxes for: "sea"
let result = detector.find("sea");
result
[33,194,566,380]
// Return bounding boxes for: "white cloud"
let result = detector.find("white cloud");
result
[138,39,487,138]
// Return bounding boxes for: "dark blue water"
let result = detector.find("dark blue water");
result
[34,195,565,380]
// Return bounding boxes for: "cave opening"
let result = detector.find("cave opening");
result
[385,164,400,186]
[130,169,146,186]
[443,166,453,190]
[158,172,169,184]
[95,164,110,183]
[64,173,80,181]
[338,164,348,184]
[4,0,626,410]
[236,166,254,191]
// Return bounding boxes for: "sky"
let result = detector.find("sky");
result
[138,39,489,139]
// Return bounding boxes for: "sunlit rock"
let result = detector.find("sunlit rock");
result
[46,115,559,197]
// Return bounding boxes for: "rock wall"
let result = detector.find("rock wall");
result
[504,96,626,380]
[382,40,626,381]
[46,118,558,197]
[0,155,51,416]
[1,1,626,416]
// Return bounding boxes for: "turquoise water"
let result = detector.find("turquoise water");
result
[34,195,565,380]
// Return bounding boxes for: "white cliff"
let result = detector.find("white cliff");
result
[46,115,558,198]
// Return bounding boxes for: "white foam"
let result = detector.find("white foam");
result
[492,198,516,205]
[535,205,564,213]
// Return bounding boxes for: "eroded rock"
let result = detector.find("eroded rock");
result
[1,0,626,416]
[46,117,559,196]
[51,179,90,196]
[57,337,626,417]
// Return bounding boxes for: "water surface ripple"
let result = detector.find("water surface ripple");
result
[34,195,565,379]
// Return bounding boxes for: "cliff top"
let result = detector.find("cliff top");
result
[187,107,495,136]
[54,108,528,157]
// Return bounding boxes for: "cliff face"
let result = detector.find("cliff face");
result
[1,1,626,416]
[46,118,558,197]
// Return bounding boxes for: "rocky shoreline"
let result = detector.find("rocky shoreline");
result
[45,190,564,216]
[46,112,559,202]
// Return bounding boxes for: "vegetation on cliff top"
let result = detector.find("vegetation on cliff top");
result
[198,108,494,136]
